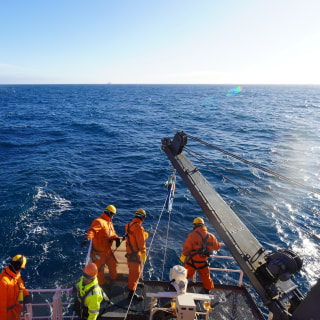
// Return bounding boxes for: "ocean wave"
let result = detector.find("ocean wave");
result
[1,84,320,294]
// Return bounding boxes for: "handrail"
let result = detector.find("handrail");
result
[23,240,93,319]
[192,253,244,287]
[24,244,241,319]
[211,253,244,286]
[23,287,76,320]
[27,288,68,293]
[209,267,244,287]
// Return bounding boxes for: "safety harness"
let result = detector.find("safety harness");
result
[186,231,210,270]
[125,222,141,264]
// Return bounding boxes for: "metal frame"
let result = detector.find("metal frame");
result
[161,131,304,320]
[23,288,76,320]
[191,254,244,287]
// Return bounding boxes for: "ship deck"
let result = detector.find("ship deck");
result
[100,277,265,320]
[100,242,265,320]
[23,242,266,319]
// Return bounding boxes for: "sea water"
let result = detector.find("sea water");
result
[1,84,320,300]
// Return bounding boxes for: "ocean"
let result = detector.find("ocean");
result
[1,84,320,302]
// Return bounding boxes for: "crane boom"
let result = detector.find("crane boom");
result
[161,131,306,320]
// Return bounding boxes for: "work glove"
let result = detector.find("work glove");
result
[115,237,121,248]
[81,239,89,248]
[144,232,149,239]
[180,254,186,263]
[141,252,147,263]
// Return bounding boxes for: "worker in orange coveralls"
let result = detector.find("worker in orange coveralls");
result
[81,205,121,286]
[0,255,31,320]
[180,217,221,293]
[125,208,148,301]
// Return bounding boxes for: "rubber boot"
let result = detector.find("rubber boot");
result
[127,289,144,301]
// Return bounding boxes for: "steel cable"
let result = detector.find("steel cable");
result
[187,134,320,196]
[185,147,320,219]
[184,148,320,242]
[124,187,171,319]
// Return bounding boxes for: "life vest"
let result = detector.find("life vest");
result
[74,285,97,319]
[74,277,105,320]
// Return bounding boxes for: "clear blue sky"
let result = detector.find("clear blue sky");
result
[1,0,320,84]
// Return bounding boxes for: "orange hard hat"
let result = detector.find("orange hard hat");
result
[83,263,98,279]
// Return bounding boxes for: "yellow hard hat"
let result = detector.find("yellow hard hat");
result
[11,254,27,270]
[83,263,98,279]
[105,205,116,215]
[192,217,204,225]
[135,208,146,219]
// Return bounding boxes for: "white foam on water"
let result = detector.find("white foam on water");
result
[33,186,72,218]
[292,236,320,287]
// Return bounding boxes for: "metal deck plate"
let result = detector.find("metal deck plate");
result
[100,279,265,320]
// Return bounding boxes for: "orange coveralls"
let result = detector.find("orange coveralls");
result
[0,266,29,320]
[182,225,221,290]
[125,217,146,291]
[86,213,118,285]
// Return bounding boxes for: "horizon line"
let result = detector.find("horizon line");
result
[0,83,319,86]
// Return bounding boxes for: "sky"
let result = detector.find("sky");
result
[1,0,320,85]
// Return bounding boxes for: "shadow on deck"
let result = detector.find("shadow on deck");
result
[100,279,265,320]
[100,242,265,320]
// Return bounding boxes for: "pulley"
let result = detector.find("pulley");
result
[265,249,303,282]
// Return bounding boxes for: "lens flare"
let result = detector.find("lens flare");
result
[203,96,218,108]
[226,86,242,96]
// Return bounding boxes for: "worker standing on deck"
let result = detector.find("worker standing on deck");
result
[81,205,121,286]
[180,217,221,293]
[125,208,148,301]
[70,263,108,320]
[0,254,31,320]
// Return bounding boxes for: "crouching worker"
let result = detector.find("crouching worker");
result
[68,263,109,320]
[0,254,31,320]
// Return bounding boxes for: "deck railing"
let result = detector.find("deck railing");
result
[22,287,76,320]
[22,240,89,320]
[23,243,243,319]
[211,254,244,286]
[192,253,244,287]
